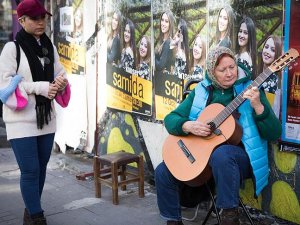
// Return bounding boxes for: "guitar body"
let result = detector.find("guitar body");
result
[162,103,243,186]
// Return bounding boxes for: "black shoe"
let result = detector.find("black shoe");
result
[23,209,30,225]
[167,220,184,225]
[220,208,239,225]
[31,216,47,225]
[23,209,47,225]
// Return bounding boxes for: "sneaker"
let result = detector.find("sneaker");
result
[212,207,223,217]
[207,199,223,217]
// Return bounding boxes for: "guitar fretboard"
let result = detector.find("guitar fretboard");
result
[211,67,273,128]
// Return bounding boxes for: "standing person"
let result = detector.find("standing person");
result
[119,18,136,71]
[170,18,189,79]
[235,16,257,76]
[107,10,122,66]
[215,5,235,48]
[189,34,206,80]
[155,10,175,73]
[155,46,281,225]
[0,0,70,224]
[137,35,151,80]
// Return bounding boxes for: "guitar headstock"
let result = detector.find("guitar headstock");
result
[269,48,299,73]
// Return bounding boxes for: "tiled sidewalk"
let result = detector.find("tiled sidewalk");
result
[0,148,296,225]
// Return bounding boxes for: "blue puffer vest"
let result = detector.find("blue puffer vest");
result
[189,79,268,197]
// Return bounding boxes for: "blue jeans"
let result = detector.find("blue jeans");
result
[155,144,251,221]
[10,133,55,216]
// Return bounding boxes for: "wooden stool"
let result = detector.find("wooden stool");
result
[93,151,144,205]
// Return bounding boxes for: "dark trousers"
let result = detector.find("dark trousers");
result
[10,133,55,216]
[155,144,252,221]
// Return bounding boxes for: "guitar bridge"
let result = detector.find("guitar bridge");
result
[207,121,222,136]
[213,129,222,135]
[177,139,195,164]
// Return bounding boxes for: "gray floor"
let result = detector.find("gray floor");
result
[0,148,219,225]
[0,147,296,225]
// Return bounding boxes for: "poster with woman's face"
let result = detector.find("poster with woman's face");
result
[105,0,152,116]
[208,0,283,114]
[208,0,283,68]
[153,0,207,120]
[53,0,86,75]
[208,1,235,50]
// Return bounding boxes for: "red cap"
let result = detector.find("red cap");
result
[17,0,52,18]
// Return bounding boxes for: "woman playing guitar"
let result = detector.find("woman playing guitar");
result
[155,46,282,225]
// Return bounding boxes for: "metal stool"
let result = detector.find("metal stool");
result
[93,151,144,205]
[201,184,254,225]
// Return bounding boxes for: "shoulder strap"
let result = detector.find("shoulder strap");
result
[14,40,20,72]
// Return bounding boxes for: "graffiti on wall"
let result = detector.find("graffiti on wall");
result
[98,110,152,174]
[240,144,300,224]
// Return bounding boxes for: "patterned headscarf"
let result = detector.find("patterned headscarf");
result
[206,46,236,88]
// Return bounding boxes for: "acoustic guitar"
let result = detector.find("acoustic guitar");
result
[162,48,299,187]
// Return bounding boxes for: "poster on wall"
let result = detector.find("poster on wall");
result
[56,37,85,74]
[53,0,86,75]
[153,0,207,120]
[106,65,152,115]
[59,6,73,32]
[208,0,283,109]
[105,0,152,116]
[154,73,181,120]
[281,0,300,148]
[207,0,284,120]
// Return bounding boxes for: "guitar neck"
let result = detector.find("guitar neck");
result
[212,67,273,128]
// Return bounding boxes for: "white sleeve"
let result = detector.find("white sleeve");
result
[0,42,19,86]
[21,81,49,98]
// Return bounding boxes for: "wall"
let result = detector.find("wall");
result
[240,144,300,224]
[49,0,300,223]
[96,111,300,224]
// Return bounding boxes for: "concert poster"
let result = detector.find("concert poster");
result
[153,0,207,120]
[56,37,85,75]
[53,0,86,75]
[105,0,152,116]
[154,72,182,120]
[281,0,300,147]
[106,64,152,116]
